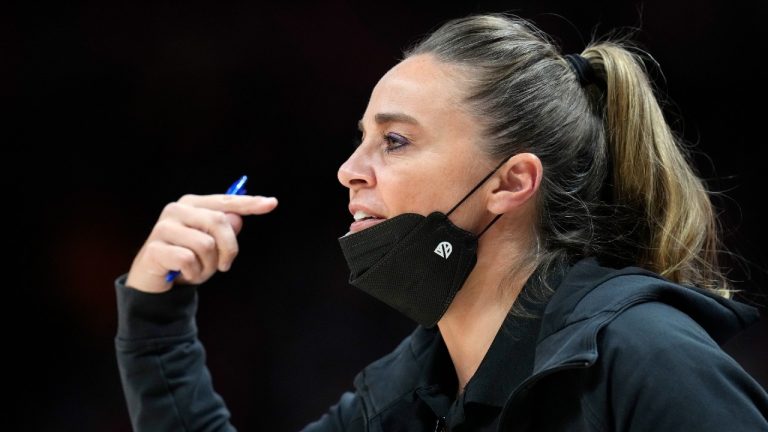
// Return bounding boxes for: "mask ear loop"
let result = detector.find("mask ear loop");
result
[444,157,510,237]
[446,155,510,212]
[477,213,502,238]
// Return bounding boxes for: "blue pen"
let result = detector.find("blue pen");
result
[165,175,249,283]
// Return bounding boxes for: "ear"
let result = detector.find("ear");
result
[487,153,542,215]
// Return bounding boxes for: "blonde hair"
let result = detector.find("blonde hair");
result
[583,44,729,294]
[406,14,731,295]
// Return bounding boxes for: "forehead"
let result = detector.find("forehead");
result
[365,54,466,121]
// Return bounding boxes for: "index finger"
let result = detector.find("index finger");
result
[178,194,279,215]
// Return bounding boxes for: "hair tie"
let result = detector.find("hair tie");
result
[564,54,596,87]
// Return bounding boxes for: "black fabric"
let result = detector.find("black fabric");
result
[413,291,547,431]
[309,258,767,431]
[117,274,199,340]
[114,275,235,432]
[115,258,768,432]
[339,213,423,279]
[339,212,478,328]
[564,53,597,87]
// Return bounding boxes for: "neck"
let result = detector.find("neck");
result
[437,228,535,393]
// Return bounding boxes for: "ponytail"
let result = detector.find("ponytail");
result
[583,43,729,294]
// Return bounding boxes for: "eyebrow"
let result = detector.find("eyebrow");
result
[357,112,420,131]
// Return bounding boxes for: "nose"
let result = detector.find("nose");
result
[338,146,375,191]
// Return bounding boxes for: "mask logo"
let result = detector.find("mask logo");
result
[434,241,453,259]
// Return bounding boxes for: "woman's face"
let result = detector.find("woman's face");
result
[338,54,493,234]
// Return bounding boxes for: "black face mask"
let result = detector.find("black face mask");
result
[338,160,505,328]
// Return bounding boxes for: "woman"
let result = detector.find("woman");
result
[115,14,768,431]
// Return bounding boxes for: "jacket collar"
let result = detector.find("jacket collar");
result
[352,291,546,419]
[352,324,438,419]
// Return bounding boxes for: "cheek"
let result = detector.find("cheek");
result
[380,165,456,215]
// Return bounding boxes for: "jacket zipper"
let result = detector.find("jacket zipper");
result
[434,416,446,432]
[359,392,370,431]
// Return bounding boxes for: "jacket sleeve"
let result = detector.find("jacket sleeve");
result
[598,302,768,432]
[114,275,236,432]
[300,392,366,432]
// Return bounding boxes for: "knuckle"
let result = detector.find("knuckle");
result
[199,236,216,252]
[178,194,198,204]
[221,247,239,263]
[154,219,174,235]
[179,249,197,266]
[162,201,181,216]
[223,244,239,260]
[212,211,228,225]
[220,194,236,204]
[145,241,164,257]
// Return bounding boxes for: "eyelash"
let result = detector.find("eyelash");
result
[353,132,412,153]
[383,132,410,153]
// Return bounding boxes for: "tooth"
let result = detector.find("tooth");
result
[354,210,370,221]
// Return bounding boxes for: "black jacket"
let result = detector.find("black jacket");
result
[115,258,768,431]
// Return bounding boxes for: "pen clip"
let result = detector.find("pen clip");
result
[226,175,248,195]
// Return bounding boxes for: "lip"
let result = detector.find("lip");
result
[349,217,386,233]
[348,203,386,219]
[348,203,387,234]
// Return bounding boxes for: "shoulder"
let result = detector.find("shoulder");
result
[599,301,721,364]
[563,267,763,390]
[591,301,768,430]
[557,259,759,347]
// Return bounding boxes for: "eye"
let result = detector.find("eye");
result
[383,132,410,153]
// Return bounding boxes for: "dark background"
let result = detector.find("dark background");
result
[7,0,768,430]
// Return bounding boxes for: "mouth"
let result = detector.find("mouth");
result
[349,210,387,233]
